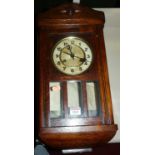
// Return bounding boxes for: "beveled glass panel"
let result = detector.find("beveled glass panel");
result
[86,82,97,117]
[67,81,81,116]
[49,82,61,118]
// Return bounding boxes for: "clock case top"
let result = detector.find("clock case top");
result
[37,3,117,149]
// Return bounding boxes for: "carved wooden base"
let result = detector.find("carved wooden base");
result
[39,125,117,149]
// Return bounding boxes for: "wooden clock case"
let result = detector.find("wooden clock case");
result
[37,3,117,149]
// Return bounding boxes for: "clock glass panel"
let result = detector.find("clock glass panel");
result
[49,81,100,119]
[49,82,62,118]
[52,36,93,75]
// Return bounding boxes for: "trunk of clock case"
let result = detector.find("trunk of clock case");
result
[37,3,117,149]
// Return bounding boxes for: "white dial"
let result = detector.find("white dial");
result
[52,36,93,75]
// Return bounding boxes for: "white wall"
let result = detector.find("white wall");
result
[95,8,120,143]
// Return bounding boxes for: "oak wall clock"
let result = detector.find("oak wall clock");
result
[37,3,117,149]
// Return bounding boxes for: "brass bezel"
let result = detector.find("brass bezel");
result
[51,36,93,76]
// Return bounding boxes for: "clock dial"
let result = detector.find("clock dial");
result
[52,36,93,75]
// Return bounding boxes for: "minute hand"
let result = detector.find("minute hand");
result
[62,51,72,56]
[74,55,90,62]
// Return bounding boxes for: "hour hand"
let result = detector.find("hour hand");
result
[79,58,87,62]
[66,45,74,57]
[66,45,72,53]
[74,55,87,62]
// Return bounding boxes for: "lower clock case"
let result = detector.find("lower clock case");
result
[39,80,117,149]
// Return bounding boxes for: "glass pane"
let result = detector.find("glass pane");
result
[49,82,61,118]
[67,81,81,116]
[86,82,97,117]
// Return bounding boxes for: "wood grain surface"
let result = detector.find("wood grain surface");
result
[37,3,117,149]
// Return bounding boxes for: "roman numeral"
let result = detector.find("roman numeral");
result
[56,54,59,58]
[57,47,62,51]
[85,48,88,51]
[57,61,61,65]
[71,69,74,72]
[79,67,82,71]
[64,42,68,46]
[71,40,75,44]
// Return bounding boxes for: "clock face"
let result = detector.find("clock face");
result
[52,36,93,75]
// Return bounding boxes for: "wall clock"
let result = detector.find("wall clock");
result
[37,3,117,149]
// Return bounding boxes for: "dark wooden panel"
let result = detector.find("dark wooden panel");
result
[81,81,88,117]
[62,81,68,118]
[50,117,102,127]
[35,0,120,16]
[47,143,120,155]
[81,0,120,8]
[39,125,117,149]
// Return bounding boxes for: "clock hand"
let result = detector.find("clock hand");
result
[62,51,71,55]
[66,45,74,59]
[73,55,90,62]
[73,55,84,61]
[63,49,90,62]
[62,51,74,59]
